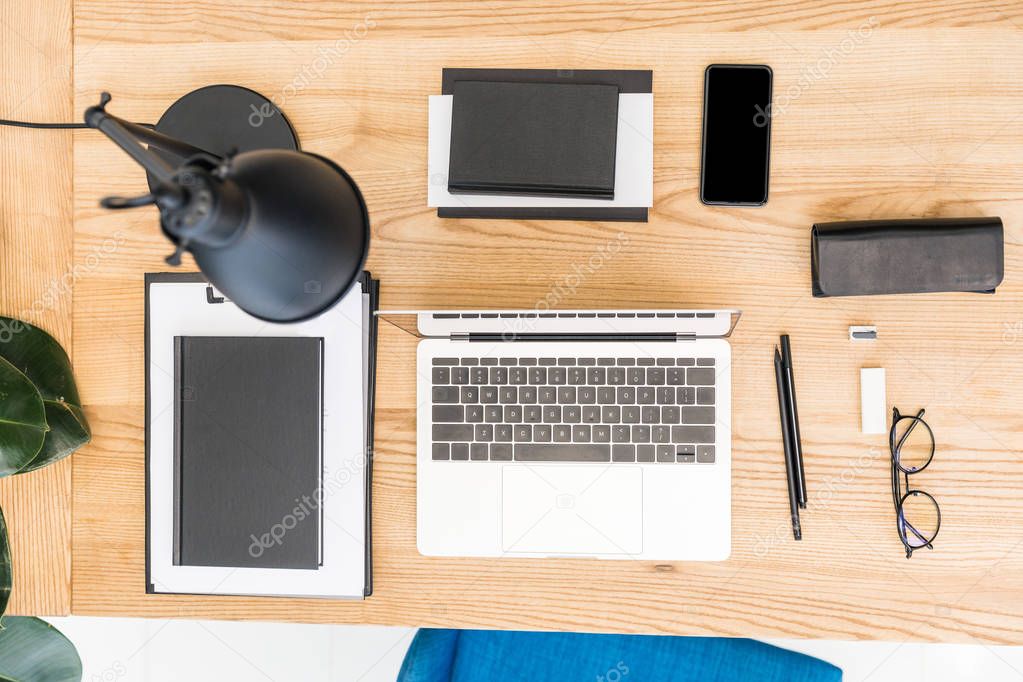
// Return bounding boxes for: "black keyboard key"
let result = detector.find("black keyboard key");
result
[433,405,463,422]
[578,358,596,366]
[504,405,523,423]
[465,405,484,423]
[520,386,537,404]
[697,445,715,463]
[549,367,567,385]
[461,358,479,366]
[519,358,537,366]
[471,367,489,384]
[538,357,557,366]
[490,367,508,384]
[677,387,695,405]
[608,368,626,385]
[499,387,517,403]
[433,386,459,403]
[657,387,675,404]
[666,367,686,385]
[587,367,606,385]
[637,387,655,404]
[593,425,611,443]
[697,387,715,405]
[612,444,636,462]
[543,405,562,423]
[514,425,532,441]
[577,386,596,404]
[432,367,450,384]
[657,445,675,462]
[612,425,630,443]
[434,424,473,441]
[601,406,621,423]
[597,358,615,366]
[627,368,645,385]
[557,358,576,366]
[677,444,695,462]
[451,443,469,460]
[433,358,458,366]
[637,444,655,462]
[573,425,591,442]
[683,406,715,424]
[621,406,641,424]
[632,425,650,442]
[432,443,450,460]
[523,405,542,423]
[460,387,479,403]
[582,406,601,423]
[471,443,489,460]
[567,367,586,385]
[563,405,581,423]
[662,406,681,424]
[485,405,502,423]
[491,444,513,461]
[687,367,716,385]
[697,358,715,366]
[652,425,670,443]
[617,358,635,366]
[617,386,636,404]
[672,426,715,443]
[648,368,665,385]
[509,367,527,385]
[529,367,547,384]
[499,357,517,366]
[452,367,469,384]
[475,424,493,441]
[534,424,552,442]
[514,444,610,462]
[480,386,498,404]
[557,386,577,403]
[641,406,659,424]
[677,358,695,366]
[637,357,655,366]
[479,357,498,366]
[538,387,557,404]
[597,387,616,404]
[553,425,571,443]
[495,425,513,442]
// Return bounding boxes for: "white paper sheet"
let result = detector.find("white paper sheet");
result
[148,279,367,598]
[428,93,653,208]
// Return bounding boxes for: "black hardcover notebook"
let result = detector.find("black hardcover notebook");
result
[173,336,324,570]
[447,80,619,199]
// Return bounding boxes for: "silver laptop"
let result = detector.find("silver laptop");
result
[378,309,740,561]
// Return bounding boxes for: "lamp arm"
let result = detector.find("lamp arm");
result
[84,92,215,186]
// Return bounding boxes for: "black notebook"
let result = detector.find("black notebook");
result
[447,80,619,199]
[173,336,323,570]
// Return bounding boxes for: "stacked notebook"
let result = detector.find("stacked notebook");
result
[145,272,378,599]
[428,68,654,221]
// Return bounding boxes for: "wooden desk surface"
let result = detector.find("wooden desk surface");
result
[46,0,1023,642]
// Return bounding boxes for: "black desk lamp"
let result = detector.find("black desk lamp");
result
[85,85,369,323]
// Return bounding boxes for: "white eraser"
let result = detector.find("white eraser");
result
[860,367,887,434]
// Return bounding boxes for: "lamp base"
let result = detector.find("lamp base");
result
[146,84,299,191]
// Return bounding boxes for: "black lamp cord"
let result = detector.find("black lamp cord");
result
[0,118,152,129]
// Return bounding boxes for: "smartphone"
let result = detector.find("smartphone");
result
[700,64,772,206]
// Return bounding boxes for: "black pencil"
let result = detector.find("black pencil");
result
[780,335,807,508]
[774,346,801,540]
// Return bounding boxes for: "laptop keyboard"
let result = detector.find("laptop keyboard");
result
[430,356,718,464]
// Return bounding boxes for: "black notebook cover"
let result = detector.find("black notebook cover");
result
[174,336,324,570]
[448,80,619,199]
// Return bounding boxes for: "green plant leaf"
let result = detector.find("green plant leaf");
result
[0,617,82,682]
[0,318,89,475]
[0,506,11,619]
[0,357,47,477]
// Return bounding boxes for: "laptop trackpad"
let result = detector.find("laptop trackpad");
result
[501,465,643,555]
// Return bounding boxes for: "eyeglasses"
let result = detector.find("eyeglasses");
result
[890,408,941,558]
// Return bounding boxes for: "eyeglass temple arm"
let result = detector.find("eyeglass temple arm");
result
[892,408,926,453]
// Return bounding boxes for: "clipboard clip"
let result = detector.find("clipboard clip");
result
[205,285,226,304]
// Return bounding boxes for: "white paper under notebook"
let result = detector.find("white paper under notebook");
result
[428,93,654,208]
[145,272,376,599]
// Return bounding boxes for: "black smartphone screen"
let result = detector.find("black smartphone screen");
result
[700,64,772,206]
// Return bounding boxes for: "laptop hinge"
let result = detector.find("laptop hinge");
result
[460,332,696,342]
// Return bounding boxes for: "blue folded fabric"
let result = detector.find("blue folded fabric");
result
[398,629,841,682]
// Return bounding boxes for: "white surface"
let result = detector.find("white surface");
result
[147,280,367,598]
[427,93,653,208]
[860,367,887,434]
[416,338,731,561]
[46,615,1023,681]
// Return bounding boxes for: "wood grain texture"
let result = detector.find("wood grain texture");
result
[69,1,1023,642]
[0,0,73,615]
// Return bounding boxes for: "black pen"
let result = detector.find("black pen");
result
[780,335,807,508]
[774,346,801,540]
